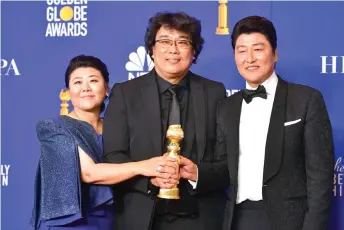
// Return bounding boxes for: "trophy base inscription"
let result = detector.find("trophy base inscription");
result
[158,187,180,199]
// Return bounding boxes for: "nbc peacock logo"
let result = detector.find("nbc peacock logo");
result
[125,46,154,80]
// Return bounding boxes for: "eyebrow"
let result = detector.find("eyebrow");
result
[156,35,190,40]
[236,43,266,48]
[71,75,99,80]
[252,43,266,46]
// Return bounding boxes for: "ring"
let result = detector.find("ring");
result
[156,165,163,173]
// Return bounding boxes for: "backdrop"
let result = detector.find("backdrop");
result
[2,1,343,229]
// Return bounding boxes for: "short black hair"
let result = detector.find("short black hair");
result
[231,16,277,51]
[65,55,109,88]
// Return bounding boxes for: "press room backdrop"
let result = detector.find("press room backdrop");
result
[2,1,343,229]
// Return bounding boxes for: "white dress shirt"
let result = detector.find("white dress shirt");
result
[236,72,278,204]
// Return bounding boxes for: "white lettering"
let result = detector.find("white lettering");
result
[1,176,8,186]
[45,22,87,37]
[226,89,240,97]
[47,0,87,5]
[335,157,344,173]
[333,184,343,197]
[320,56,344,74]
[0,165,10,176]
[128,72,148,80]
[46,7,60,22]
[74,6,87,21]
[0,59,20,76]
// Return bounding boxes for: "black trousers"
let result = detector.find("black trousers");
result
[232,200,270,230]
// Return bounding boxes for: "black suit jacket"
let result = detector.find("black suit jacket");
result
[219,77,334,230]
[103,70,229,230]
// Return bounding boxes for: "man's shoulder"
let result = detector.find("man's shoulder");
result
[191,73,226,91]
[281,79,324,106]
[119,72,152,88]
[191,72,224,88]
[287,81,321,96]
[278,77,325,107]
[110,72,153,95]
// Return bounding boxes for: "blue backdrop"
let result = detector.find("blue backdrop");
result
[2,1,343,229]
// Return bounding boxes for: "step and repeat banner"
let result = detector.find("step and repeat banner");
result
[2,1,343,229]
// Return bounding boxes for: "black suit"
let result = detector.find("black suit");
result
[218,77,334,230]
[103,70,228,230]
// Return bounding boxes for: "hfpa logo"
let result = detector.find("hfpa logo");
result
[320,56,344,74]
[0,59,21,76]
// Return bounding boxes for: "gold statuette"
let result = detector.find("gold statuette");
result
[59,89,70,115]
[216,0,229,35]
[158,124,184,199]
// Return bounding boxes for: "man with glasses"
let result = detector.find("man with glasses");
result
[103,11,228,230]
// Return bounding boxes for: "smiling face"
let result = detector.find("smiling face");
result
[68,67,108,112]
[234,32,278,88]
[152,26,194,82]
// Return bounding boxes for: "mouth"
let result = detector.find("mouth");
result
[166,58,181,64]
[81,95,95,99]
[246,66,260,71]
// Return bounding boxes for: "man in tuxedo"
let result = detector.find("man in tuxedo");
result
[103,12,228,230]
[218,16,335,230]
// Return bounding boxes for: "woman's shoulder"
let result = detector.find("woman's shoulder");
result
[36,116,69,140]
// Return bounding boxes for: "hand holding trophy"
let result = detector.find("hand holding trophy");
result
[157,124,184,199]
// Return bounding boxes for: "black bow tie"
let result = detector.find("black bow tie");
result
[242,85,267,104]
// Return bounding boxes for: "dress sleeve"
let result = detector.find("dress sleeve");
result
[31,118,82,229]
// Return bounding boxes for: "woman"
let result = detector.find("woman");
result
[31,55,178,229]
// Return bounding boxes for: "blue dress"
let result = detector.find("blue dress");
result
[31,116,114,230]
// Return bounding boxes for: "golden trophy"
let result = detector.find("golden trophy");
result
[216,0,229,35]
[59,89,70,115]
[157,124,184,199]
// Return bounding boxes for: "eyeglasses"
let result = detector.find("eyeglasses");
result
[155,39,192,49]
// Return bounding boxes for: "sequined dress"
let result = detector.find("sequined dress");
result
[30,116,114,230]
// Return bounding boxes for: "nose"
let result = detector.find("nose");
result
[81,82,91,92]
[246,50,256,63]
[168,41,179,54]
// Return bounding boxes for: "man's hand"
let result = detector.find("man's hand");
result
[150,177,179,189]
[179,156,198,181]
[150,154,180,189]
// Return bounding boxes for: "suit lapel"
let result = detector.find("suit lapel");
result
[140,71,162,157]
[225,93,243,185]
[263,78,288,184]
[190,74,207,162]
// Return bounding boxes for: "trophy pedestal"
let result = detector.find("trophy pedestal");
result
[216,27,229,35]
[158,187,180,199]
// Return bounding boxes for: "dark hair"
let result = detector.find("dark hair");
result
[145,11,204,64]
[231,16,277,52]
[65,55,109,88]
[64,55,110,112]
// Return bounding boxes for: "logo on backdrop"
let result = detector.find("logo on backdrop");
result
[334,157,343,197]
[45,0,88,37]
[320,56,344,74]
[0,59,20,76]
[126,46,154,80]
[0,165,11,186]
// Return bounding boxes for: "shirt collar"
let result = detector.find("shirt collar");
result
[155,69,190,94]
[245,71,278,96]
